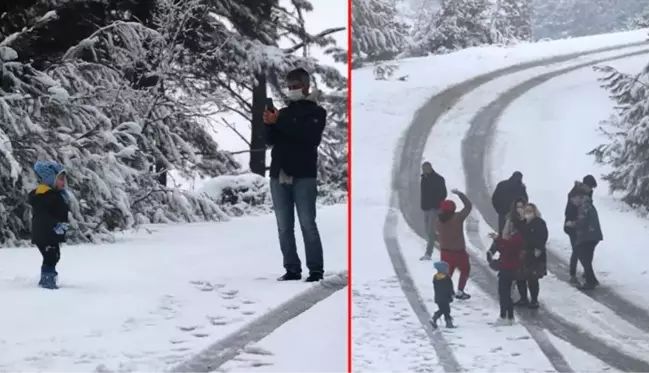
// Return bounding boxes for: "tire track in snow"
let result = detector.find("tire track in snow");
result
[384,197,462,372]
[462,48,649,371]
[170,272,348,372]
[388,41,649,373]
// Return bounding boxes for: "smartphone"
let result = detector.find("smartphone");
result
[265,98,275,111]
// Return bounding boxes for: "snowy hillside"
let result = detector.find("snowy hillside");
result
[352,29,649,371]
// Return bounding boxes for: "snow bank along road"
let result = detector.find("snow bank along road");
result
[388,41,649,372]
[172,272,348,372]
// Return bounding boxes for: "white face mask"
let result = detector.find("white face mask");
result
[286,88,304,101]
[524,213,534,221]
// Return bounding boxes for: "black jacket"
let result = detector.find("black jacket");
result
[491,178,528,215]
[522,217,548,257]
[28,185,69,245]
[266,98,327,178]
[564,182,593,235]
[420,172,447,210]
[433,273,454,304]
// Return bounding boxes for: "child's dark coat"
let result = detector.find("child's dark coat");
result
[433,273,454,304]
[28,185,69,245]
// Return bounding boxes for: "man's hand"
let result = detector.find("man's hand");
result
[263,109,279,125]
[487,232,498,240]
[450,188,462,195]
[565,221,575,227]
[534,249,542,257]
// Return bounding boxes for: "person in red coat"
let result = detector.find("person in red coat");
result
[488,229,524,326]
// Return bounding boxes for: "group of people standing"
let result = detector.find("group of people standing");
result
[420,162,604,328]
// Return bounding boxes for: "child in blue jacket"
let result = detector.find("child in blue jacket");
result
[28,161,71,289]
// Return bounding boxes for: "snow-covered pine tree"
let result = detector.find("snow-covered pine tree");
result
[351,0,410,67]
[627,3,649,29]
[493,0,532,43]
[317,88,348,203]
[531,0,646,40]
[589,63,649,208]
[0,1,240,246]
[415,0,495,54]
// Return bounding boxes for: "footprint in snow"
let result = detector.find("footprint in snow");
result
[241,310,256,316]
[193,332,210,338]
[178,325,200,332]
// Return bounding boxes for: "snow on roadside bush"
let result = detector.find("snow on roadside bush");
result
[199,173,347,217]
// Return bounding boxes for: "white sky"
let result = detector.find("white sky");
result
[291,0,348,74]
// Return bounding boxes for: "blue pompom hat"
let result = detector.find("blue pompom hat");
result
[434,261,449,274]
[33,161,65,188]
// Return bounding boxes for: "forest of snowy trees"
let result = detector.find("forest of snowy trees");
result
[352,0,534,66]
[0,0,348,246]
[352,0,648,67]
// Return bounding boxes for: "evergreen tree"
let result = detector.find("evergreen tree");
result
[351,0,410,67]
[493,0,532,43]
[532,0,646,40]
[627,3,649,29]
[589,63,649,208]
[414,0,495,54]
[0,0,348,245]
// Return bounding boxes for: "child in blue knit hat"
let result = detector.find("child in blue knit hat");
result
[28,161,71,289]
[431,260,455,328]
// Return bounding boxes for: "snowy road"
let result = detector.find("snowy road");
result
[0,205,346,372]
[390,43,649,371]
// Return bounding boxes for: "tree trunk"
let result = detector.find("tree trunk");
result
[249,72,268,176]
[155,160,167,186]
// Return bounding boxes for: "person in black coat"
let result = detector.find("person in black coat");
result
[563,175,597,284]
[29,161,71,290]
[263,68,327,283]
[516,203,548,309]
[491,171,528,235]
[420,161,447,260]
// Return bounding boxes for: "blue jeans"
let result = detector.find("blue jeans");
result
[270,177,324,274]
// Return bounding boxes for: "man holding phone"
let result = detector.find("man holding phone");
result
[263,68,327,282]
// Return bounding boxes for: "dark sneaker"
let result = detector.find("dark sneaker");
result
[528,300,540,309]
[445,317,455,328]
[277,272,301,281]
[578,282,597,291]
[430,316,439,329]
[569,276,580,286]
[455,290,471,300]
[514,299,529,307]
[305,272,324,282]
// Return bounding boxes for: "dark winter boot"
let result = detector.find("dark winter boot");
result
[528,300,540,309]
[445,317,455,328]
[40,273,58,289]
[305,272,324,282]
[430,314,440,329]
[277,272,301,281]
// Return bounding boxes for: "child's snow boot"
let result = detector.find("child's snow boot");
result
[40,271,59,289]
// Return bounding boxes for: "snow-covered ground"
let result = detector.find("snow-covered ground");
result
[221,290,347,372]
[352,28,649,371]
[0,205,346,372]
